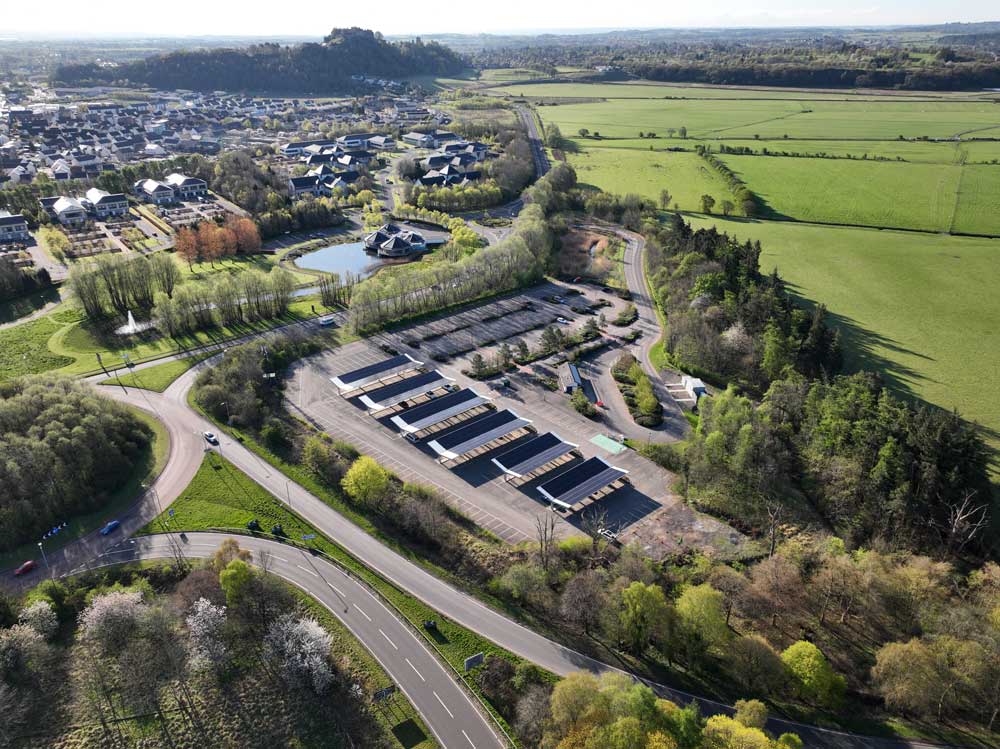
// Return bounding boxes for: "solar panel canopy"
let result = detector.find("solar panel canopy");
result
[357,370,454,410]
[537,457,628,509]
[491,432,577,478]
[389,388,490,433]
[330,354,421,392]
[427,409,531,460]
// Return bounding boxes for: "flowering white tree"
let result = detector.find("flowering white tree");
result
[264,614,334,694]
[0,624,47,684]
[186,597,228,670]
[19,600,58,640]
[78,590,145,655]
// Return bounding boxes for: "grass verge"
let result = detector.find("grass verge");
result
[98,351,212,392]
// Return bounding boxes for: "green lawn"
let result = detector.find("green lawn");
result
[719,155,964,231]
[568,147,732,209]
[952,165,1000,235]
[145,453,532,739]
[98,351,212,392]
[684,214,1000,449]
[0,407,169,571]
[0,294,332,381]
[183,252,315,286]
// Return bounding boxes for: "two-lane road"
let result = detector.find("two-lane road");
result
[88,532,504,749]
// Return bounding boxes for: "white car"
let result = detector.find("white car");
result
[203,432,219,445]
[556,317,571,325]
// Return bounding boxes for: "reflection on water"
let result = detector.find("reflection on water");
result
[294,241,382,278]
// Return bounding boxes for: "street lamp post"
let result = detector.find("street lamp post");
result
[37,542,51,579]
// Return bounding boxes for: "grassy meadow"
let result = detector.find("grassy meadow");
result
[684,215,1000,447]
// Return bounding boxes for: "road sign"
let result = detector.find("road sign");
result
[464,652,485,672]
[301,534,316,541]
[374,685,396,703]
[168,509,174,517]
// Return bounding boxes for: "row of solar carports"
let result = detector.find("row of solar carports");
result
[330,355,630,515]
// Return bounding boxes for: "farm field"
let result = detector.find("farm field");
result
[534,97,1000,140]
[719,155,966,231]
[568,147,730,209]
[486,81,986,102]
[951,165,1000,234]
[683,215,1000,446]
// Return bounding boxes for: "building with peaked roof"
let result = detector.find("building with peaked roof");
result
[164,173,207,199]
[134,178,175,204]
[85,188,129,218]
[0,211,29,242]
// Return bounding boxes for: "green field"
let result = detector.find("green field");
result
[720,155,965,231]
[568,147,730,209]
[684,215,1000,445]
[952,165,1000,234]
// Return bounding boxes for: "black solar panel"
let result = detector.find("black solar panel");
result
[432,410,520,451]
[492,432,563,470]
[360,370,445,403]
[538,457,626,508]
[334,355,412,386]
[394,388,479,424]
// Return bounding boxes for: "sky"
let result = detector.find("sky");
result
[0,0,996,38]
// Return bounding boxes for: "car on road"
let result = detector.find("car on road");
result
[100,520,121,536]
[556,317,571,325]
[203,431,218,445]
[14,560,36,577]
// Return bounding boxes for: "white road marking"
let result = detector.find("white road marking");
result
[405,657,425,682]
[462,729,477,748]
[327,582,345,596]
[354,604,372,622]
[295,564,318,577]
[433,690,455,719]
[271,556,288,563]
[379,629,398,650]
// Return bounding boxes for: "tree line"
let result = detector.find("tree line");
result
[694,145,759,217]
[0,377,152,551]
[646,214,842,392]
[53,27,465,93]
[69,252,182,320]
[174,216,261,269]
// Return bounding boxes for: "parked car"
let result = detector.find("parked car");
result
[100,520,121,536]
[556,317,571,325]
[203,431,218,445]
[14,560,36,577]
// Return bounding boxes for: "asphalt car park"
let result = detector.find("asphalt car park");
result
[286,285,743,557]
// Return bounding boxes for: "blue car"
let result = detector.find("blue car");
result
[100,520,121,536]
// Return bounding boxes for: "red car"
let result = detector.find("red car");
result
[14,560,36,577]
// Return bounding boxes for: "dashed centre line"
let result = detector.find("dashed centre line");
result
[433,690,455,719]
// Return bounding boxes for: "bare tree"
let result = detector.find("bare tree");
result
[535,512,558,575]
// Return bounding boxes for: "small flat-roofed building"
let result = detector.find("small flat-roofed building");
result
[537,457,629,513]
[560,362,583,393]
[427,409,532,462]
[330,354,422,394]
[681,375,707,401]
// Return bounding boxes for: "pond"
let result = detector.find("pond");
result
[294,241,384,279]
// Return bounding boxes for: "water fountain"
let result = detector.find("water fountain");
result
[115,309,154,336]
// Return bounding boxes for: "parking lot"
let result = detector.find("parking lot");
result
[286,285,745,558]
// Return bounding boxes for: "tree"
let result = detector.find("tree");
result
[700,194,716,214]
[174,227,199,269]
[734,698,768,729]
[515,684,551,747]
[762,320,792,381]
[549,671,599,733]
[212,538,252,572]
[666,128,677,138]
[18,600,58,640]
[721,200,735,216]
[219,558,255,609]
[620,581,671,653]
[341,455,391,508]
[701,715,771,749]
[578,128,590,138]
[226,216,262,253]
[560,569,607,635]
[198,222,223,266]
[730,634,786,694]
[471,352,487,377]
[265,614,334,694]
[78,590,145,656]
[659,189,673,210]
[514,338,530,361]
[781,641,846,708]
[186,597,228,670]
[678,126,688,139]
[676,583,729,651]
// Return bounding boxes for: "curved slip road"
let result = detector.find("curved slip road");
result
[85,532,504,749]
